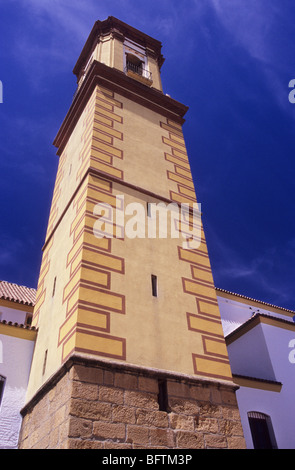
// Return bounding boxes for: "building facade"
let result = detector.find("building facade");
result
[17,17,245,449]
[0,282,36,449]
[217,288,295,449]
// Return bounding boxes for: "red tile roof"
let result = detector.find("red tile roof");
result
[0,281,36,306]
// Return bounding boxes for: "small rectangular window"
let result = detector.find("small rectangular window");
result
[52,277,57,297]
[42,350,48,376]
[25,313,32,326]
[158,380,169,412]
[151,275,158,297]
[147,202,151,217]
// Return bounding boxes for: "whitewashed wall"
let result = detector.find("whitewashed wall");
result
[217,294,295,449]
[0,305,30,324]
[0,332,35,449]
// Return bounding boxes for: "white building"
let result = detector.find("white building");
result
[217,288,295,449]
[0,281,36,449]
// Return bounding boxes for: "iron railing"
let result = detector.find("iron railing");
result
[73,60,153,101]
[125,61,152,80]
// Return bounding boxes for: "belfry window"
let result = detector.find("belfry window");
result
[124,52,152,83]
[126,53,143,76]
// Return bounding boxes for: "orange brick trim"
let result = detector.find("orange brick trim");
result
[61,327,126,362]
[159,117,233,381]
[32,238,54,327]
[192,353,232,381]
[161,118,197,205]
[76,86,124,185]
[58,166,126,365]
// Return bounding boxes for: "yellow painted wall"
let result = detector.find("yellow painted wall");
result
[26,75,232,402]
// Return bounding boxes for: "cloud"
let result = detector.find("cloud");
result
[209,0,295,115]
[7,0,210,77]
[209,227,295,309]
[0,236,24,269]
[12,0,98,36]
[6,0,105,88]
[210,0,274,62]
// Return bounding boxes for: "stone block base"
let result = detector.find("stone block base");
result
[18,355,246,449]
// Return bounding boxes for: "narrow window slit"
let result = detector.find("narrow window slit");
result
[151,275,158,297]
[42,349,48,376]
[52,276,57,297]
[158,379,169,412]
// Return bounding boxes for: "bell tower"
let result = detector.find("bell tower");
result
[19,17,245,449]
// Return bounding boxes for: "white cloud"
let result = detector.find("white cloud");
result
[12,0,99,36]
[7,0,107,87]
[209,0,295,115]
[209,226,295,309]
[210,0,275,63]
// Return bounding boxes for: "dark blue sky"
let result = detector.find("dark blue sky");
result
[1,0,295,310]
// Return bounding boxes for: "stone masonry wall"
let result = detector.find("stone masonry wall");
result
[19,357,246,449]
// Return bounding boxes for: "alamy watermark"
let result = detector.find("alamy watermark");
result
[288,338,295,364]
[288,79,295,103]
[92,196,202,249]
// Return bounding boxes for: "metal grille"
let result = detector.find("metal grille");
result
[125,63,152,80]
[248,411,268,420]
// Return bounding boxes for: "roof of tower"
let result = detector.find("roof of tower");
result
[73,16,165,77]
[0,280,36,306]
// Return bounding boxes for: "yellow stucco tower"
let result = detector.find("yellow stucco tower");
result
[19,17,245,449]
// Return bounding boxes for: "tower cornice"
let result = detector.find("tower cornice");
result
[53,60,188,155]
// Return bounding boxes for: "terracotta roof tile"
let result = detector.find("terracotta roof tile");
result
[0,281,36,306]
[0,319,37,331]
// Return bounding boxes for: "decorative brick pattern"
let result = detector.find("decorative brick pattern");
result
[54,84,127,364]
[19,358,245,449]
[32,236,53,327]
[160,117,232,381]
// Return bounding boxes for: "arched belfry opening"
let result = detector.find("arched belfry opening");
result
[125,53,143,76]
